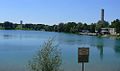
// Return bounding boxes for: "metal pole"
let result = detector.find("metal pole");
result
[82,62,84,71]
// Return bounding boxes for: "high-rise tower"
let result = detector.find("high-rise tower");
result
[101,9,104,22]
[20,20,23,29]
[20,20,23,25]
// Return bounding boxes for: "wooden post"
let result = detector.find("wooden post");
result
[82,62,84,71]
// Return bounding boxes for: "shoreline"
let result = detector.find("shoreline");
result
[0,29,120,39]
[79,32,120,39]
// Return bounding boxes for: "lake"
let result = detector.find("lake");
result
[0,30,120,71]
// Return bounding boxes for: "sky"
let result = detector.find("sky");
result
[0,0,120,25]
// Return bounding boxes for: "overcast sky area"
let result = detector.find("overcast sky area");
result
[0,0,119,25]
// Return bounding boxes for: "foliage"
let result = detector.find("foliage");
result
[15,24,22,30]
[3,21,15,29]
[0,19,120,34]
[96,20,109,32]
[111,19,120,33]
[28,39,62,71]
[89,23,96,33]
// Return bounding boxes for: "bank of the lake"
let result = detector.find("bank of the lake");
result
[78,32,120,40]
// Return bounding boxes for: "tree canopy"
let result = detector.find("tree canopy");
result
[0,19,119,34]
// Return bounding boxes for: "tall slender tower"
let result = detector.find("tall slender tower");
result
[20,20,23,25]
[20,20,23,29]
[101,9,104,22]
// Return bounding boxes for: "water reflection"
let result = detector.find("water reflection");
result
[3,34,13,39]
[114,40,120,54]
[114,46,120,53]
[96,38,104,60]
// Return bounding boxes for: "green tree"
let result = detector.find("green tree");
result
[64,22,77,33]
[15,24,22,30]
[96,20,109,32]
[83,23,88,30]
[58,23,65,32]
[76,22,83,32]
[70,26,77,33]
[111,19,120,33]
[23,24,34,30]
[3,21,14,30]
[53,25,58,32]
[0,23,4,30]
[28,39,62,71]
[89,23,96,33]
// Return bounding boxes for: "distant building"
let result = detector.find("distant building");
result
[101,28,109,34]
[108,28,116,35]
[81,30,90,33]
[101,28,116,35]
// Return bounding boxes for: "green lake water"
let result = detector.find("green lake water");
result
[0,30,120,71]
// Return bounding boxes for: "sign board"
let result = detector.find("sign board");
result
[78,48,89,63]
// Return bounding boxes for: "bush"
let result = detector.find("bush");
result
[28,39,62,71]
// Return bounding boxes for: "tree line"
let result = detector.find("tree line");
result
[0,19,120,34]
